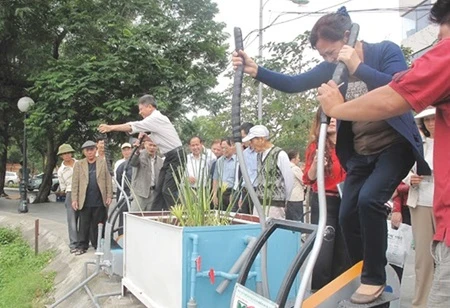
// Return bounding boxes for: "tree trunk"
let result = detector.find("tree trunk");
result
[33,137,57,203]
[0,110,8,197]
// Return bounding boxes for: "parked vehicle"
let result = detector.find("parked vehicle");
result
[28,173,59,192]
[5,172,19,186]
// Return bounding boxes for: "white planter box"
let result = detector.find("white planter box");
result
[123,212,300,308]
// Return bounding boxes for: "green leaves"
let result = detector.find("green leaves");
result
[2,0,228,200]
[185,31,318,155]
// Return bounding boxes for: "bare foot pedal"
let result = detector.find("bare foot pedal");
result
[338,292,398,308]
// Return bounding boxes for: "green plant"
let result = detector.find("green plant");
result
[169,153,239,227]
[0,227,55,307]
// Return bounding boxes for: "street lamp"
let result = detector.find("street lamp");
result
[17,96,35,213]
[257,0,309,121]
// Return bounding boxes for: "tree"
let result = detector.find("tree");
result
[2,0,228,202]
[188,32,319,157]
[401,45,414,67]
[0,0,57,196]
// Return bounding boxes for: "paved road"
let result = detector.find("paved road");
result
[2,188,67,223]
[0,189,415,307]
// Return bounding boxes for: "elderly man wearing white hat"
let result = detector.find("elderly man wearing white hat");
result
[57,143,78,253]
[114,142,132,177]
[242,125,294,219]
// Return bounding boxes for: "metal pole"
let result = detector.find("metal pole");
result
[257,0,263,121]
[19,112,28,213]
[35,219,39,255]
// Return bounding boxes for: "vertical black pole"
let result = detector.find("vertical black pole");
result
[19,112,28,213]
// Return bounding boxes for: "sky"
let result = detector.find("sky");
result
[189,0,408,117]
[214,0,404,56]
[212,0,404,87]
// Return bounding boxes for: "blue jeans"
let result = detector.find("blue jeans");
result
[339,143,414,285]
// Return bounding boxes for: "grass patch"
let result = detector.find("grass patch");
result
[0,227,55,308]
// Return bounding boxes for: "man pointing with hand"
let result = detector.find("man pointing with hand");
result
[98,94,184,211]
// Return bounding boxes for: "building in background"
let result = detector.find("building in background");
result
[401,0,438,58]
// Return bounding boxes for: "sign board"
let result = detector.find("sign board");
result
[231,284,279,308]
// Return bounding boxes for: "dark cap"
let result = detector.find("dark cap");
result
[81,140,97,150]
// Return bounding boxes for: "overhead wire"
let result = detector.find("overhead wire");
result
[261,4,434,36]
[242,0,353,47]
[223,1,434,76]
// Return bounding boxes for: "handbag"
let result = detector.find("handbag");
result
[386,220,413,268]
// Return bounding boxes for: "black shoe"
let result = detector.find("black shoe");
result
[75,249,87,256]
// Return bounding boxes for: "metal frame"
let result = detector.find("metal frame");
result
[236,219,317,307]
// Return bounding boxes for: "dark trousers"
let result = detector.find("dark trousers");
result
[391,205,411,281]
[220,188,236,211]
[340,143,414,285]
[310,192,351,290]
[233,188,254,214]
[118,199,129,236]
[152,147,184,211]
[286,201,304,221]
[77,206,107,250]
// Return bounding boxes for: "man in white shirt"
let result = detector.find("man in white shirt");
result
[186,136,214,188]
[98,94,184,210]
[236,122,258,214]
[114,142,132,177]
[242,125,294,219]
[57,143,78,253]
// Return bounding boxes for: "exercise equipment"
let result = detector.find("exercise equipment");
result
[230,23,401,308]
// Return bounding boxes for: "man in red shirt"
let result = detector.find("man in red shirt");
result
[317,1,450,306]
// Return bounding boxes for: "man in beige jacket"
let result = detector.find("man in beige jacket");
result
[71,140,112,255]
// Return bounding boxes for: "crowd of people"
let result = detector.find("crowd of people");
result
[50,0,450,306]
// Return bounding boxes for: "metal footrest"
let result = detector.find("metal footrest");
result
[338,292,398,308]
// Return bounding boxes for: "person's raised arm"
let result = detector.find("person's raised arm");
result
[98,123,132,133]
[232,50,334,94]
[318,81,411,121]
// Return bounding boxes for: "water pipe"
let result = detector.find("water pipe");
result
[187,234,199,308]
[197,271,257,281]
[232,26,270,298]
[216,236,258,294]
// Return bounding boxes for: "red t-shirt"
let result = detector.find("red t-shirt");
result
[389,38,450,246]
[303,142,346,193]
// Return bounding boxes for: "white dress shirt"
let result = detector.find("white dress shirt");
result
[127,110,182,155]
[186,153,213,187]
